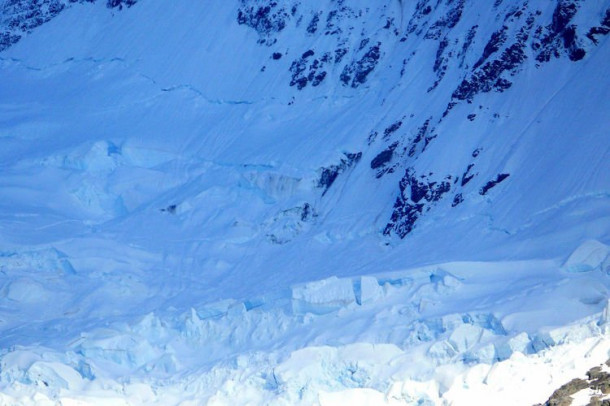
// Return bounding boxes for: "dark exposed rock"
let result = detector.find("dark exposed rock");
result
[591,372,610,394]
[300,202,315,221]
[407,118,435,157]
[306,12,320,34]
[586,26,610,44]
[587,367,610,395]
[311,70,326,86]
[405,0,434,37]
[569,47,585,61]
[0,0,102,52]
[340,42,381,88]
[400,58,408,76]
[237,0,289,41]
[461,164,476,186]
[318,152,362,195]
[302,49,314,58]
[370,117,436,179]
[2,0,62,33]
[358,38,370,51]
[553,1,578,33]
[429,36,450,91]
[586,9,610,45]
[384,169,452,238]
[443,101,457,117]
[503,3,527,23]
[367,130,379,145]
[383,121,403,140]
[371,142,398,171]
[480,173,510,195]
[161,204,177,214]
[451,14,536,103]
[473,25,508,70]
[537,361,610,406]
[0,0,142,52]
[289,49,330,90]
[534,0,587,63]
[106,0,137,9]
[588,366,605,380]
[458,25,478,67]
[325,9,341,35]
[0,31,20,51]
[334,47,348,64]
[543,378,588,406]
[425,0,465,40]
[589,397,610,406]
[453,39,527,101]
[383,17,393,30]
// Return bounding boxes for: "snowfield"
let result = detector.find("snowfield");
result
[1,255,610,405]
[1,0,609,404]
[1,248,609,405]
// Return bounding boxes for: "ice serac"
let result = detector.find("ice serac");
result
[563,240,610,274]
[0,0,609,404]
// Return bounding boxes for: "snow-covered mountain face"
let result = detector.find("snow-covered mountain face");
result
[1,0,609,404]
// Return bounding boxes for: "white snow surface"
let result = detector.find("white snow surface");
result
[2,260,610,405]
[1,0,610,404]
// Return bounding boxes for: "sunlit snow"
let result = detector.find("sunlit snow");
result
[1,0,609,404]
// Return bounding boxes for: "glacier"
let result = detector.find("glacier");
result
[0,0,609,404]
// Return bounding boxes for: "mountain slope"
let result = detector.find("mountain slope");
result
[0,0,609,404]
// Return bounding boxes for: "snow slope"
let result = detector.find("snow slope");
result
[0,0,609,404]
[1,257,610,405]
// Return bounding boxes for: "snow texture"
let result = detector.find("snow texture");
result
[0,0,609,404]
